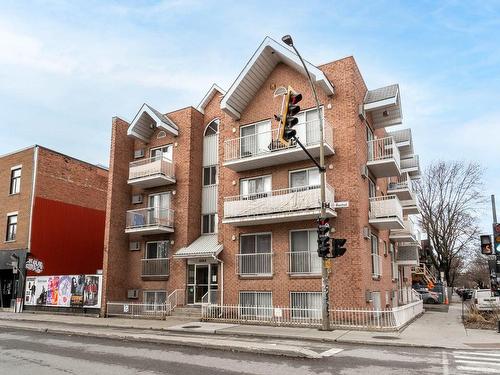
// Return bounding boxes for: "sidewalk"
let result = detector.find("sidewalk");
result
[0,301,499,353]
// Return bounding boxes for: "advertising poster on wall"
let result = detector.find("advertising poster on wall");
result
[24,274,102,309]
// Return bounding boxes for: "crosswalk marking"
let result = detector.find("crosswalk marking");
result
[452,351,500,374]
[319,348,343,357]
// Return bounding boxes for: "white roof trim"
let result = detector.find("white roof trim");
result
[174,234,223,259]
[196,84,226,114]
[220,37,335,120]
[127,104,179,142]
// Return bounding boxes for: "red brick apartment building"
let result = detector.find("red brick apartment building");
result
[103,37,422,317]
[0,145,108,309]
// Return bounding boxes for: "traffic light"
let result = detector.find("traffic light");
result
[277,86,302,145]
[317,217,330,258]
[481,234,493,255]
[332,238,347,258]
[493,223,500,255]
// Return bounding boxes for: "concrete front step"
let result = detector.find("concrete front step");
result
[170,306,202,318]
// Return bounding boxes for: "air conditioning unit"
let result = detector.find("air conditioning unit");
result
[129,241,141,251]
[134,149,145,159]
[361,164,369,179]
[363,226,371,239]
[132,194,143,204]
[127,289,139,299]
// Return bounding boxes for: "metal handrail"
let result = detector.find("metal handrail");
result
[129,155,175,180]
[126,207,174,229]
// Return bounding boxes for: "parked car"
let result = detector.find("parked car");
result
[473,289,500,311]
[415,289,439,304]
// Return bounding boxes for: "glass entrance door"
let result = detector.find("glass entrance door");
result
[187,263,218,305]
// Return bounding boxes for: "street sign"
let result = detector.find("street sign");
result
[333,201,349,208]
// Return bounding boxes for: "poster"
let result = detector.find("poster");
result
[24,274,102,309]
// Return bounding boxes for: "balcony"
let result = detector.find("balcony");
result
[387,128,413,158]
[236,253,273,277]
[223,184,336,226]
[223,119,334,172]
[125,207,174,235]
[390,219,417,242]
[400,199,420,215]
[287,251,322,275]
[387,173,415,201]
[397,242,420,266]
[400,155,421,178]
[128,156,175,188]
[141,258,169,278]
[367,136,401,178]
[369,195,404,230]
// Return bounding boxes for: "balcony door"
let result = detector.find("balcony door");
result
[240,120,271,157]
[240,176,271,199]
[295,108,323,144]
[150,145,173,161]
[148,192,171,225]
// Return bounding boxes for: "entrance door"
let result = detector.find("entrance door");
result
[187,263,218,305]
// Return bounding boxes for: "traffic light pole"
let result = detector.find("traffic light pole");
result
[285,38,331,331]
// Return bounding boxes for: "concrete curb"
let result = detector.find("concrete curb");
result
[0,322,322,359]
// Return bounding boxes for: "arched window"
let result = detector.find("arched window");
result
[157,130,166,139]
[204,119,219,136]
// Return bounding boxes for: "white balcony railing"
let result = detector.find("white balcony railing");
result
[224,184,335,219]
[141,258,169,277]
[287,251,322,275]
[387,128,411,144]
[126,207,174,230]
[388,173,413,192]
[367,136,401,167]
[401,155,420,170]
[236,253,273,276]
[224,119,333,162]
[369,195,403,221]
[129,156,175,181]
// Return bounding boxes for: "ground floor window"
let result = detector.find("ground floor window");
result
[143,290,167,310]
[239,291,272,318]
[290,292,321,319]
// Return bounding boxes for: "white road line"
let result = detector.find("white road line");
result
[441,351,449,375]
[455,359,500,367]
[454,351,500,358]
[454,355,500,363]
[457,366,499,373]
[319,348,344,357]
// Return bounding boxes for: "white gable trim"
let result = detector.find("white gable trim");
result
[197,83,226,114]
[220,37,335,120]
[127,104,179,142]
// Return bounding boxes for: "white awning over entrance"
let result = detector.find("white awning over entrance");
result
[174,234,223,259]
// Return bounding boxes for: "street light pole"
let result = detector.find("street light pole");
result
[282,35,331,331]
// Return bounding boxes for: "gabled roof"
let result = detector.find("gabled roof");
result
[197,84,226,114]
[220,37,335,120]
[127,103,179,142]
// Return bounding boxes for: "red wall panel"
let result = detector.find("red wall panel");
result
[29,197,105,276]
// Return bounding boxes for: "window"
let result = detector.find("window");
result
[239,233,272,275]
[239,291,272,318]
[371,234,381,278]
[150,145,173,161]
[148,192,171,209]
[291,292,321,319]
[289,168,320,189]
[143,290,167,308]
[145,241,168,259]
[294,107,323,144]
[6,214,17,241]
[240,120,271,157]
[240,175,271,199]
[290,230,321,274]
[203,166,217,186]
[202,214,217,234]
[205,119,219,136]
[390,242,398,280]
[368,178,376,198]
[10,168,21,195]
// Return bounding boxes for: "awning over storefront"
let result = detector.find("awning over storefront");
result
[174,235,223,259]
[0,249,28,270]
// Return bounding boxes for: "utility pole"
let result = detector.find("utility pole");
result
[282,35,331,331]
[491,195,497,224]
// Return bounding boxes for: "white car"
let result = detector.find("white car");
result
[473,289,500,311]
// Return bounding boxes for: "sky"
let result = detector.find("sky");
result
[0,0,499,233]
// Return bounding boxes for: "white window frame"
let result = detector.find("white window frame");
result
[10,166,22,195]
[240,175,272,199]
[143,290,167,311]
[204,119,219,136]
[371,234,382,278]
[203,165,218,186]
[289,167,320,190]
[368,177,376,199]
[144,241,169,259]
[6,213,18,242]
[239,232,273,276]
[239,119,272,157]
[148,192,171,209]
[290,291,321,319]
[201,213,218,234]
[150,144,173,161]
[239,291,272,318]
[390,242,398,281]
[289,229,321,275]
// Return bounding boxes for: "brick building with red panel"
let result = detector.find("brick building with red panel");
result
[0,145,108,309]
[102,37,422,320]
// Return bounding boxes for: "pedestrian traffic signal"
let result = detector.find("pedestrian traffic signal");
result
[493,223,500,255]
[317,217,330,258]
[332,238,347,258]
[277,86,302,145]
[481,234,493,255]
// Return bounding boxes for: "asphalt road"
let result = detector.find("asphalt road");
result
[1,327,499,374]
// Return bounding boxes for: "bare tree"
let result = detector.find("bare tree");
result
[415,161,484,286]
